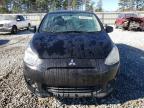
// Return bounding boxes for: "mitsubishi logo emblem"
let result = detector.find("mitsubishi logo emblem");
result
[68,59,76,66]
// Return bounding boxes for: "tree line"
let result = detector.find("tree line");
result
[0,0,104,13]
[119,0,144,11]
[1,0,143,13]
[0,0,103,13]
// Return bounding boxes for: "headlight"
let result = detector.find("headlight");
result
[23,44,42,67]
[105,45,120,65]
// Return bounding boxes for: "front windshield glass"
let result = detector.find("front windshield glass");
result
[40,12,101,33]
[0,15,15,20]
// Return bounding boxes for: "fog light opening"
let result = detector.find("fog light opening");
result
[25,77,39,92]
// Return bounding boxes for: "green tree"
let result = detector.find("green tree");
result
[119,0,144,11]
[85,0,90,10]
[134,0,144,10]
[55,0,62,9]
[72,0,77,9]
[63,0,68,9]
[95,0,103,12]
[85,0,95,11]
[119,0,129,11]
[0,7,8,13]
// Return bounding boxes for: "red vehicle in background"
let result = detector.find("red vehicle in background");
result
[115,13,144,31]
[115,13,138,29]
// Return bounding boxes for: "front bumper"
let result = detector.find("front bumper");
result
[0,27,12,33]
[23,59,120,98]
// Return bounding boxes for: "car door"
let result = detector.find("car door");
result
[20,15,28,28]
[17,15,27,28]
[16,15,23,29]
[19,15,27,28]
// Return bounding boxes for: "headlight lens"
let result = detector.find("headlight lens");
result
[105,45,120,65]
[23,44,42,66]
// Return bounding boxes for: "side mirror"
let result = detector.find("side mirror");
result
[17,18,21,21]
[29,26,37,33]
[105,25,113,33]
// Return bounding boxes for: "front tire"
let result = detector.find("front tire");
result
[11,26,17,34]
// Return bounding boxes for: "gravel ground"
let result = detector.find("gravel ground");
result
[0,29,144,108]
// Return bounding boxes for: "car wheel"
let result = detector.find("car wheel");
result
[128,21,136,31]
[122,26,128,30]
[11,26,17,34]
[27,23,31,30]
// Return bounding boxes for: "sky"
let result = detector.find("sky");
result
[93,0,119,11]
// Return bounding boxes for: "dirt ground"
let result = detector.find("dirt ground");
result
[0,29,144,108]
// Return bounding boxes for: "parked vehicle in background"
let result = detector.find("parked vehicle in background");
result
[122,16,144,31]
[115,13,144,31]
[115,13,138,29]
[0,15,31,34]
[23,11,120,98]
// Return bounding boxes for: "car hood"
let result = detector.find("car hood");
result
[32,31,113,59]
[0,20,12,24]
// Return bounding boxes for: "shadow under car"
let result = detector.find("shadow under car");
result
[0,40,9,45]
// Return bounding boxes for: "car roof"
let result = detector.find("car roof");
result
[48,10,95,14]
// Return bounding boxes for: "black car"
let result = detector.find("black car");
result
[23,11,120,98]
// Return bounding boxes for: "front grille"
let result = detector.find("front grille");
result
[44,86,105,97]
[47,67,96,70]
[0,24,3,27]
[43,59,105,70]
[46,87,101,93]
[43,59,107,87]
[44,69,100,86]
[47,86,100,93]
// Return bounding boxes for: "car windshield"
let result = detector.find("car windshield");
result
[0,15,15,20]
[39,12,102,33]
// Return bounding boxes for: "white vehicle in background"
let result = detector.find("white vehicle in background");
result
[0,15,31,34]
